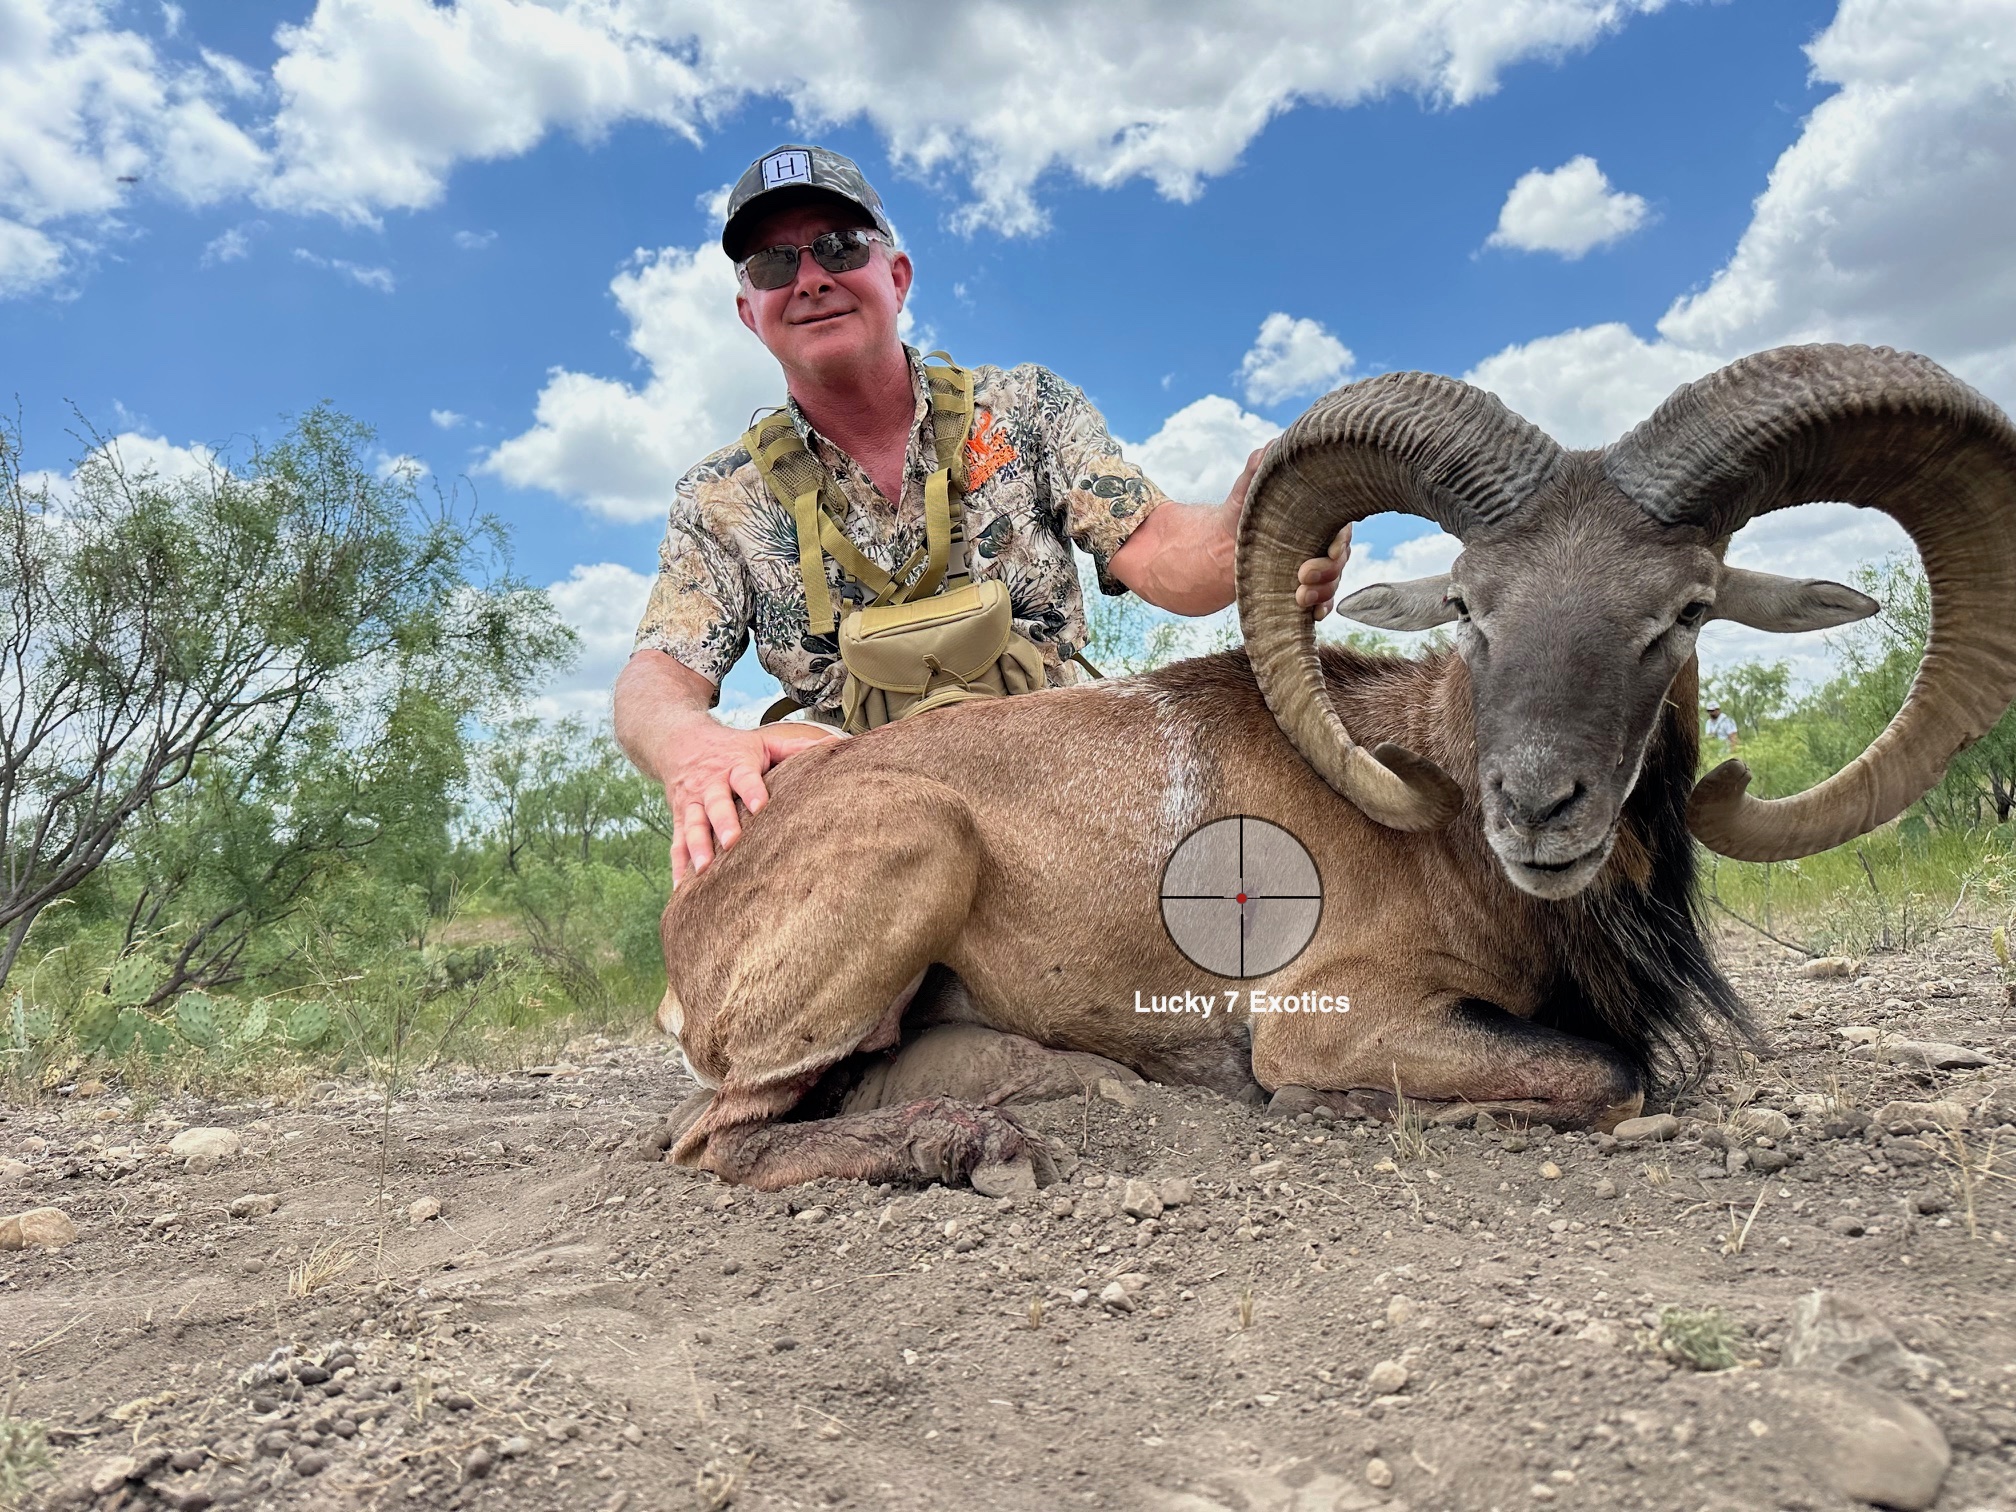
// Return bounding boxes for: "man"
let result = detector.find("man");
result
[614,144,1353,883]
[1705,703,1739,750]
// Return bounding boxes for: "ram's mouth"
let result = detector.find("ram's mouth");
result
[1498,836,1614,899]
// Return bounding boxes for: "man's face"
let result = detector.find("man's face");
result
[734,201,912,378]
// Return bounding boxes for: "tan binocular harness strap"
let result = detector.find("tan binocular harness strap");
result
[741,356,978,639]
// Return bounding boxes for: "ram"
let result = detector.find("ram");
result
[644,344,2016,1193]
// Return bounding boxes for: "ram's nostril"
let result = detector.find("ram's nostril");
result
[1505,780,1583,828]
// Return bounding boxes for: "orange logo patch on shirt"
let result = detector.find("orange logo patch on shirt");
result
[964,408,1015,491]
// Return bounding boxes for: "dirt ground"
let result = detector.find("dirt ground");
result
[5,927,2014,1512]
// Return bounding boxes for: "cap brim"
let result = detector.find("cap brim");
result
[722,186,882,260]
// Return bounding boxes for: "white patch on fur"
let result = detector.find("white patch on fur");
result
[1156,710,1208,837]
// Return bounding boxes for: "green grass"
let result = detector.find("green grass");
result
[1654,1305,1745,1371]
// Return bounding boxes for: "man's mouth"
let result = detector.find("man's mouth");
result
[793,309,853,326]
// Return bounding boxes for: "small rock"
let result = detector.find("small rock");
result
[408,1196,441,1223]
[1540,1161,1562,1180]
[294,1450,330,1477]
[971,1159,1038,1200]
[463,1446,495,1481]
[771,1336,800,1352]
[1157,1177,1195,1208]
[1386,1295,1414,1326]
[88,1457,139,1495]
[169,1449,206,1472]
[1880,1039,1992,1071]
[1749,1148,1792,1174]
[1099,1281,1134,1313]
[1473,1312,1500,1329]
[1576,1320,1620,1347]
[793,1205,830,1224]
[437,1391,475,1412]
[1731,1371,1948,1511]
[0,1158,30,1182]
[1786,1291,1937,1386]
[1096,1077,1142,1109]
[1725,1149,1751,1176]
[1873,1099,1968,1130]
[257,1432,291,1458]
[498,1435,533,1459]
[1912,1190,1950,1215]
[1828,1215,1867,1237]
[0,1207,77,1250]
[526,1063,580,1077]
[1121,1179,1164,1219]
[1796,956,1856,979]
[1730,1108,1792,1140]
[1366,1359,1408,1395]
[1593,1178,1618,1199]
[1264,1085,1326,1120]
[1365,1457,1394,1489]
[1249,1159,1283,1180]
[228,1194,277,1219]
[1613,1114,1680,1142]
[168,1128,241,1161]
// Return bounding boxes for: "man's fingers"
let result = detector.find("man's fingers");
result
[1329,522,1353,560]
[703,786,742,856]
[1297,557,1339,586]
[681,800,714,874]
[727,762,768,816]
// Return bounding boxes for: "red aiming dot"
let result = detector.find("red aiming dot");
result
[1235,893,1248,904]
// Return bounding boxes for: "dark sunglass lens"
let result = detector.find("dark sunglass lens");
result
[744,246,799,290]
[810,229,874,274]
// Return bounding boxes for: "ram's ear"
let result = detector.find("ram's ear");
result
[1713,567,1879,632]
[1335,575,1459,631]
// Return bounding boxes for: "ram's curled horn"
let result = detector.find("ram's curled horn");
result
[1238,371,1565,831]
[1604,344,2016,862]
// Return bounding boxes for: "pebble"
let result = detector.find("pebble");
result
[438,1391,476,1412]
[1593,1178,1618,1199]
[1366,1359,1408,1395]
[1828,1215,1868,1237]
[1730,1108,1792,1140]
[1795,956,1857,978]
[1100,1281,1135,1313]
[257,1432,291,1458]
[1613,1114,1681,1142]
[294,1450,330,1477]
[1786,1291,1936,1386]
[1157,1177,1195,1208]
[1879,1039,1992,1070]
[228,1194,277,1219]
[1386,1295,1414,1326]
[1096,1077,1142,1109]
[1873,1100,1968,1130]
[499,1436,533,1458]
[1540,1161,1562,1180]
[408,1196,442,1223]
[1365,1457,1394,1488]
[0,1158,30,1182]
[1249,1160,1283,1180]
[794,1206,830,1224]
[1121,1179,1164,1219]
[463,1445,495,1480]
[169,1449,205,1472]
[0,1206,77,1250]
[1734,1370,1949,1511]
[1912,1190,1951,1215]
[169,1128,241,1161]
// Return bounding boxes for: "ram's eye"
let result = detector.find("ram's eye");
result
[1676,600,1711,630]
[1445,591,1470,619]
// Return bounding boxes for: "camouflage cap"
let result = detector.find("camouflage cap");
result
[721,144,896,261]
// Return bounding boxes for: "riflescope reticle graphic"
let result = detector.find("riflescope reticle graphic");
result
[1158,815,1322,978]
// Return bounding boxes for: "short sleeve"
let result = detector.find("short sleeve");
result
[633,460,752,702]
[1028,368,1171,596]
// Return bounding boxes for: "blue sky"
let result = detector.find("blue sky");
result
[7,0,2014,717]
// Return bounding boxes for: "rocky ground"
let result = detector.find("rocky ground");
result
[3,928,2014,1512]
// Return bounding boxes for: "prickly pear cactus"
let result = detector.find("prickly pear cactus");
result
[235,1000,270,1047]
[175,992,220,1048]
[102,1008,143,1057]
[107,956,157,1008]
[207,994,245,1045]
[74,997,123,1055]
[21,1004,53,1045]
[286,1000,332,1048]
[137,1016,177,1060]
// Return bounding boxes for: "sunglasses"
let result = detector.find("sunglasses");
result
[738,228,886,292]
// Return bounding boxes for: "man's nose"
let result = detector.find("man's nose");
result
[793,260,834,297]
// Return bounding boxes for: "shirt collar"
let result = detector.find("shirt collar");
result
[785,344,934,480]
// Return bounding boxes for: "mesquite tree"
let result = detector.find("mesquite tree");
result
[0,406,573,992]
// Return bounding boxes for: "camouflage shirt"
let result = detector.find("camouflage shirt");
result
[634,347,1169,718]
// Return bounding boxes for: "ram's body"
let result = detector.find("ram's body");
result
[649,346,2016,1192]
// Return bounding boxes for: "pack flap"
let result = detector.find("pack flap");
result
[839,579,1013,693]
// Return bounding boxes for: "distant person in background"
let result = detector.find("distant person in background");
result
[1705,703,1738,749]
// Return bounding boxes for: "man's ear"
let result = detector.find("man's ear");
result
[1712,566,1879,632]
[1335,575,1459,631]
[736,288,757,335]
[889,248,914,308]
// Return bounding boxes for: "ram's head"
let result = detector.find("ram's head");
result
[1237,345,2016,900]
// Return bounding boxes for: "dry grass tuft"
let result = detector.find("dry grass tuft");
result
[1654,1305,1744,1371]
[287,1240,358,1299]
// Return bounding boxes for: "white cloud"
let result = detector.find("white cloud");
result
[430,408,467,430]
[1122,394,1280,504]
[535,560,653,716]
[1486,155,1649,258]
[20,428,221,504]
[372,451,427,481]
[200,224,252,265]
[453,228,496,250]
[0,0,266,297]
[253,0,1668,232]
[482,242,781,524]
[1238,313,1355,408]
[0,217,64,296]
[291,247,396,292]
[1470,0,2016,445]
[1463,322,1719,447]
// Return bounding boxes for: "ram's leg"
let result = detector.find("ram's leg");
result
[1251,995,1643,1132]
[650,771,1061,1190]
[838,1022,1139,1114]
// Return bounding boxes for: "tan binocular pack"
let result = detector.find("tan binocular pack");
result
[744,354,1063,735]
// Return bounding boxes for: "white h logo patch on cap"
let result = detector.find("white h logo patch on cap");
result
[761,150,812,189]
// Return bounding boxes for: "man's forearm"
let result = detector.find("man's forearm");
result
[1107,499,1238,616]
[613,650,721,783]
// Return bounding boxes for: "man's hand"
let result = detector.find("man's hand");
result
[663,719,842,884]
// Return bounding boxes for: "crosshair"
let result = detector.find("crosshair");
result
[1158,815,1323,979]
